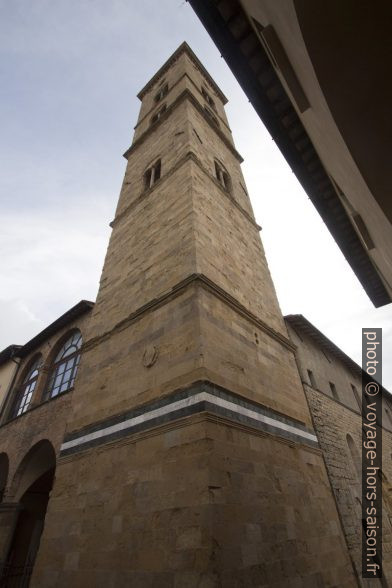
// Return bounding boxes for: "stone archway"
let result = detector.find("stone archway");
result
[1,440,56,587]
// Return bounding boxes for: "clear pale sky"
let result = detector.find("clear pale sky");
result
[1,1,391,388]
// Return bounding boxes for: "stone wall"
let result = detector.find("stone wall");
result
[286,320,392,586]
[32,415,356,587]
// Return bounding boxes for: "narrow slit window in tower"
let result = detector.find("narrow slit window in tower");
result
[154,84,168,103]
[214,160,231,191]
[329,381,339,401]
[202,87,216,110]
[144,160,161,189]
[151,104,167,125]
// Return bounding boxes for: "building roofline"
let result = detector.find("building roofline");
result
[0,300,94,364]
[188,0,391,308]
[137,41,228,104]
[285,314,390,396]
[0,345,23,367]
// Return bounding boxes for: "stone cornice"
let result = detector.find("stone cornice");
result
[134,72,231,134]
[83,272,295,355]
[196,274,295,351]
[60,379,317,457]
[123,88,243,163]
[59,411,322,464]
[111,150,260,231]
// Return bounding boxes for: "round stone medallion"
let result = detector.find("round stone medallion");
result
[143,345,159,368]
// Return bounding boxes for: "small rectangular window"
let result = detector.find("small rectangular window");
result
[214,160,231,191]
[144,159,161,189]
[307,369,316,388]
[202,87,216,110]
[329,382,339,401]
[351,384,362,413]
[151,104,167,125]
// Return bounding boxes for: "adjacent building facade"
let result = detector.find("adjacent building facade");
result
[0,346,21,415]
[286,315,392,585]
[189,0,392,308]
[0,43,390,586]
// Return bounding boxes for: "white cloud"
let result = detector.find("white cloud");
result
[0,194,113,347]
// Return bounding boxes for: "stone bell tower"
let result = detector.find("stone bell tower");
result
[31,43,356,586]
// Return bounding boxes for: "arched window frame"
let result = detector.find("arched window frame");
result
[11,354,42,418]
[45,330,82,400]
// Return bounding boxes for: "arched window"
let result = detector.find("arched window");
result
[46,330,82,399]
[12,355,42,418]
